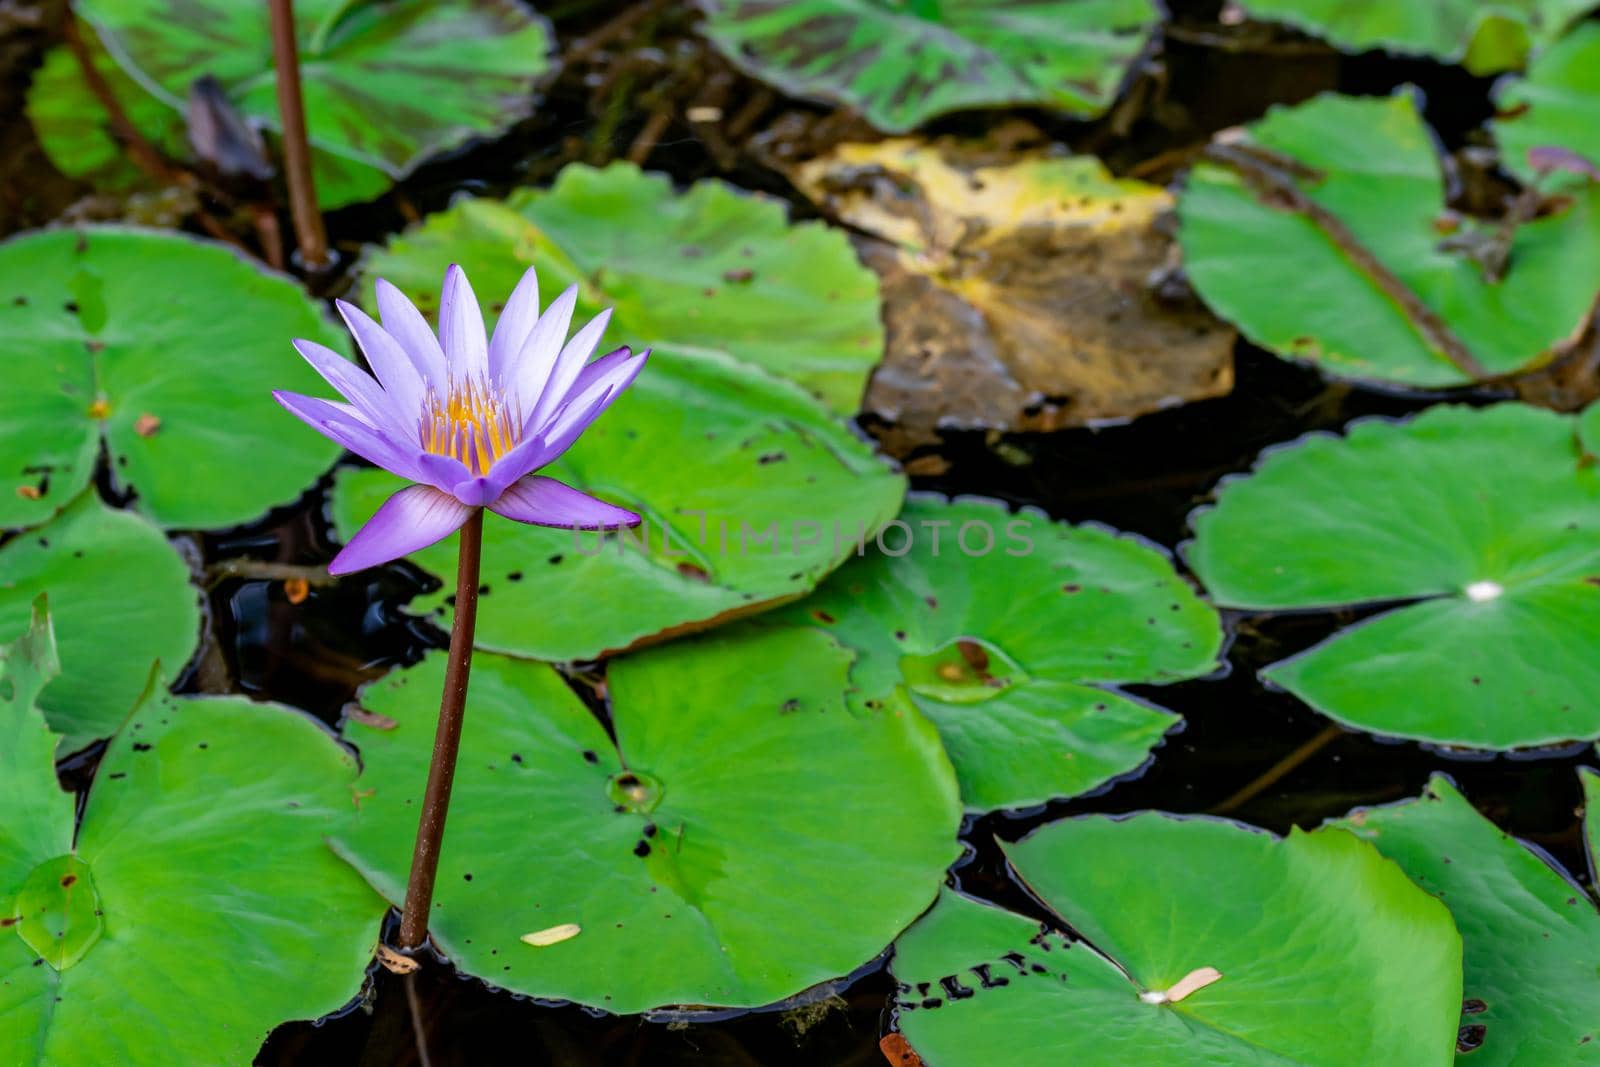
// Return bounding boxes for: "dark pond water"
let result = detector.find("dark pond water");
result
[6,0,1595,1063]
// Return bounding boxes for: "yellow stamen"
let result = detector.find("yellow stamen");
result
[418,378,521,476]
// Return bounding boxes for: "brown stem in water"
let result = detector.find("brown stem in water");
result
[267,0,329,268]
[396,508,484,950]
[63,16,177,181]
[1209,722,1343,816]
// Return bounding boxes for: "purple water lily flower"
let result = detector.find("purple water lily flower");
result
[276,264,647,575]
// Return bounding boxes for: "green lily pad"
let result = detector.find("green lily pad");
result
[889,815,1463,1065]
[331,626,962,1013]
[763,496,1223,811]
[361,162,882,413]
[694,0,1161,133]
[1235,0,1593,74]
[331,344,903,660]
[1179,92,1600,388]
[1187,402,1600,750]
[1335,774,1600,1065]
[0,495,199,752]
[0,619,385,1062]
[0,226,348,530]
[31,0,551,210]
[1494,23,1600,190]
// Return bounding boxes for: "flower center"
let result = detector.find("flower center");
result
[419,377,522,476]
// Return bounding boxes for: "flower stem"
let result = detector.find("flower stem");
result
[266,0,329,269]
[396,508,484,951]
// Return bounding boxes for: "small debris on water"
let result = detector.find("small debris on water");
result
[375,944,419,974]
[347,708,397,730]
[521,923,581,947]
[1139,966,1222,1005]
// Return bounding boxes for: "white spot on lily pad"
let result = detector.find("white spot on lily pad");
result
[1465,581,1504,603]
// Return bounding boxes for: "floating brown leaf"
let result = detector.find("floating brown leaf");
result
[785,134,1235,450]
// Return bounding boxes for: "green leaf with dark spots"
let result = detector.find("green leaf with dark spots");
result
[332,627,962,1013]
[696,0,1160,133]
[0,226,348,530]
[889,814,1463,1066]
[762,495,1223,811]
[1335,774,1600,1067]
[0,676,387,1063]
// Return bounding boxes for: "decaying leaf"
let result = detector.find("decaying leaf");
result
[345,707,397,731]
[785,131,1235,450]
[880,1031,926,1066]
[520,923,582,947]
[375,944,420,974]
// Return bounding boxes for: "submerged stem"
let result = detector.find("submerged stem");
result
[396,508,484,950]
[266,0,329,269]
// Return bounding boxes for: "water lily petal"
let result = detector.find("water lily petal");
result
[273,390,422,481]
[329,484,474,575]
[527,307,613,435]
[416,452,472,494]
[487,265,540,383]
[507,283,578,418]
[439,264,489,380]
[478,434,559,500]
[451,475,496,507]
[490,475,640,529]
[569,344,633,399]
[290,338,403,434]
[375,277,448,385]
[541,349,649,454]
[478,350,645,497]
[336,300,426,421]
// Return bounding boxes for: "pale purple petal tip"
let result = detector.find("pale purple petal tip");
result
[439,264,488,378]
[508,283,580,417]
[374,278,447,384]
[488,265,540,381]
[528,306,614,433]
[335,299,425,417]
[489,475,640,530]
[329,484,474,575]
